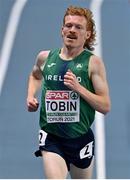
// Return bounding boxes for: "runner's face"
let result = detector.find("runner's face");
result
[62,15,89,49]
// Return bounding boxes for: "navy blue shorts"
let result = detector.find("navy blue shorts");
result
[37,128,95,171]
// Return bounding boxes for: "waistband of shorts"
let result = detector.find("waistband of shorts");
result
[46,128,94,143]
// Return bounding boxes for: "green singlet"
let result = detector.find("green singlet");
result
[39,49,95,138]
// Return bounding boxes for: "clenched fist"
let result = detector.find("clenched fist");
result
[27,97,39,112]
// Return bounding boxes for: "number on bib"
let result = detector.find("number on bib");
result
[39,130,47,146]
[80,141,94,159]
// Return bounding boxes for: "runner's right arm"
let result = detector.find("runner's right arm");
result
[27,50,50,112]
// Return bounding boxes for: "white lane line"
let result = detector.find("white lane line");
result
[0,0,28,96]
[90,0,106,179]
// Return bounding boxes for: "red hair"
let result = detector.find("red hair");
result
[63,6,96,51]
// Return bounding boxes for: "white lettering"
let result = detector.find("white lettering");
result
[45,75,81,82]
[59,76,64,81]
[48,75,52,80]
[53,75,58,81]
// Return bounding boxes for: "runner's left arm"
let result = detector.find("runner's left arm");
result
[64,55,111,114]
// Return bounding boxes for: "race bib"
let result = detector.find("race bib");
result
[45,90,80,123]
[39,130,47,146]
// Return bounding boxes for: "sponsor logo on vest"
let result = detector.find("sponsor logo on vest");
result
[46,91,69,100]
[47,63,56,68]
[76,63,83,68]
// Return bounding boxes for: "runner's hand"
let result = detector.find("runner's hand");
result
[64,69,81,91]
[27,97,39,112]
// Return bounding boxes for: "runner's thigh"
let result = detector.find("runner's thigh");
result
[42,151,68,179]
[70,157,94,179]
